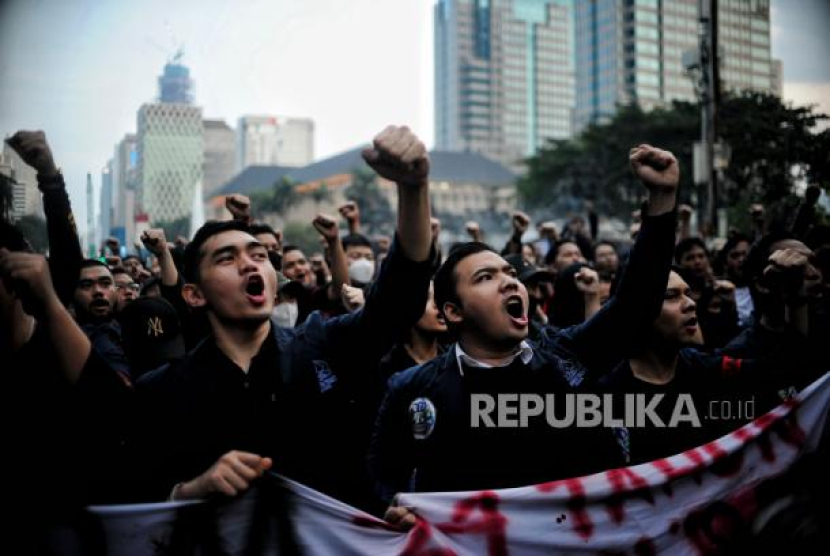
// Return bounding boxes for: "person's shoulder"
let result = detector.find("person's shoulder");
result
[387,350,453,393]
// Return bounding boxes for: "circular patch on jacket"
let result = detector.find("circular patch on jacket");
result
[409,397,437,440]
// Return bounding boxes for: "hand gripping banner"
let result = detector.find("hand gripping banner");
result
[84,371,830,555]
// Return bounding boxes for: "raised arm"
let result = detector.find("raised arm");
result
[0,249,90,383]
[501,211,530,256]
[141,228,178,287]
[312,213,349,300]
[6,131,83,305]
[321,127,434,363]
[553,145,679,378]
[362,126,431,262]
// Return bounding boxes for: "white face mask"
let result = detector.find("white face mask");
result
[273,301,299,328]
[348,258,375,285]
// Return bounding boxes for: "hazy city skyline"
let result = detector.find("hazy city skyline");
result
[1,0,828,237]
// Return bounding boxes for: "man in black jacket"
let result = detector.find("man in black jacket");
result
[370,145,680,527]
[78,125,434,512]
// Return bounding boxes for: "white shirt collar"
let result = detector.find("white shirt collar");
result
[454,341,534,376]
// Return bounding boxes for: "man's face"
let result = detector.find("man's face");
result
[447,251,530,348]
[255,232,280,254]
[416,283,447,334]
[652,271,703,348]
[113,272,138,312]
[679,246,710,278]
[189,230,277,324]
[594,245,619,273]
[282,249,313,286]
[123,257,143,280]
[74,266,116,321]
[345,245,375,263]
[553,242,585,272]
[726,241,749,279]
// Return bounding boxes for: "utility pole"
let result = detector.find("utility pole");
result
[699,0,720,237]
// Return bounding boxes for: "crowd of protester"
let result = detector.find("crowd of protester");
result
[2,127,829,553]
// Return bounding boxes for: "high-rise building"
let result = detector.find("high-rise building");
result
[158,51,194,104]
[136,57,204,224]
[203,119,236,198]
[111,134,138,246]
[137,103,204,223]
[434,0,575,168]
[236,115,314,171]
[575,0,777,131]
[99,161,113,242]
[0,142,40,221]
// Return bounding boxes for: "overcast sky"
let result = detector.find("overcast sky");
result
[1,0,828,237]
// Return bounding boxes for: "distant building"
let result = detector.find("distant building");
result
[434,0,574,168]
[136,57,204,224]
[771,58,783,97]
[158,51,194,104]
[209,147,517,228]
[99,161,113,242]
[203,119,236,199]
[0,142,41,221]
[575,0,778,131]
[237,115,314,171]
[110,134,138,246]
[137,102,204,223]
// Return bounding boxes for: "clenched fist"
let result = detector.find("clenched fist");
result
[312,213,340,243]
[512,211,531,235]
[140,228,168,256]
[5,130,59,178]
[362,126,429,187]
[225,194,251,223]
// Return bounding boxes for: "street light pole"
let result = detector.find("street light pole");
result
[700,0,720,237]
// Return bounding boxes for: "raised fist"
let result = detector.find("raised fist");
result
[512,211,530,235]
[362,126,429,187]
[630,144,679,195]
[312,213,340,243]
[140,228,168,256]
[574,267,600,296]
[678,204,693,221]
[225,194,251,222]
[340,284,365,312]
[5,130,58,178]
[0,249,58,316]
[464,221,481,242]
[338,201,360,223]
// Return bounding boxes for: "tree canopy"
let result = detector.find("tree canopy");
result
[519,92,829,224]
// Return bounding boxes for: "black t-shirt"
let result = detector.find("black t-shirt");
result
[601,358,745,465]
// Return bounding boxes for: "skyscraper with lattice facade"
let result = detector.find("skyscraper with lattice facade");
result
[137,56,203,224]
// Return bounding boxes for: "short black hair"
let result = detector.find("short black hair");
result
[433,242,497,322]
[543,239,581,266]
[183,220,251,283]
[111,267,130,277]
[342,233,372,251]
[123,254,142,264]
[81,258,110,270]
[593,240,617,255]
[674,237,707,264]
[282,245,303,256]
[250,223,279,241]
[713,233,750,275]
[140,276,161,296]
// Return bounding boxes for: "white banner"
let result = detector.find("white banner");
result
[85,372,830,555]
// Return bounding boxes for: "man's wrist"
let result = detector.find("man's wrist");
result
[37,169,64,191]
